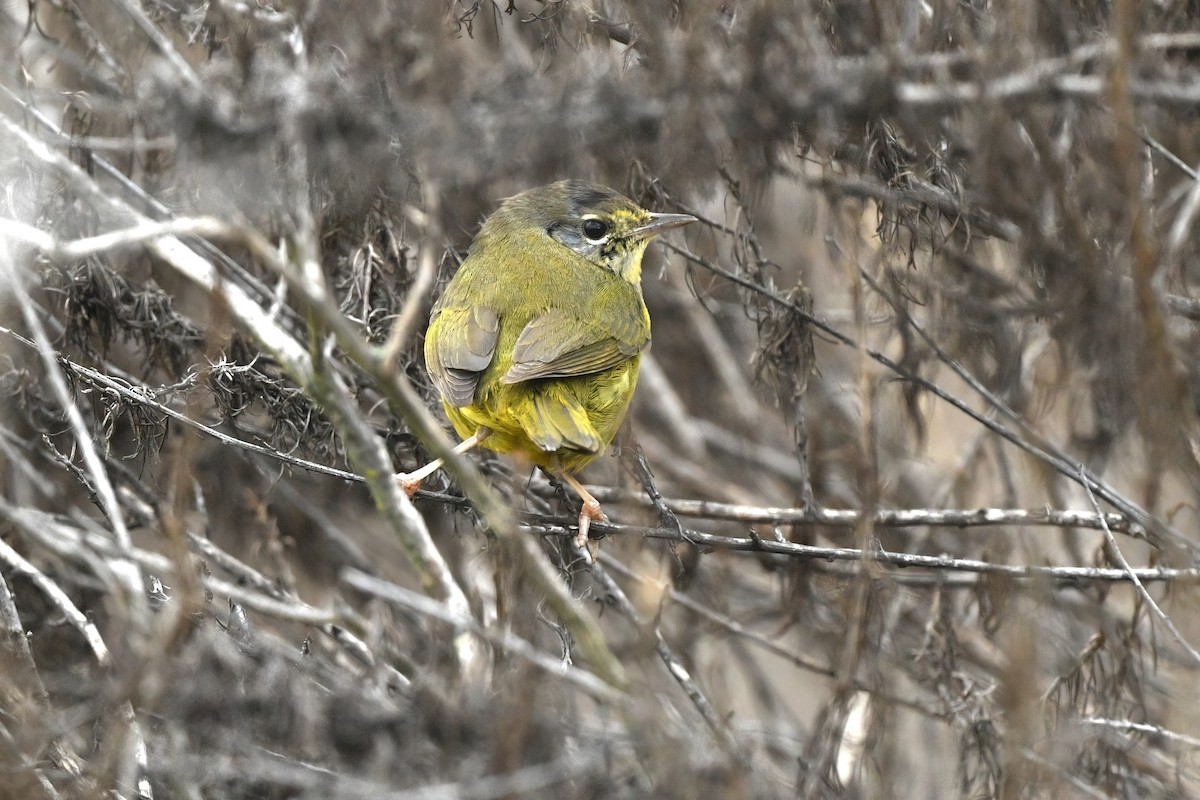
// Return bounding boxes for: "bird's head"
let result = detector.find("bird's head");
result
[484,180,696,284]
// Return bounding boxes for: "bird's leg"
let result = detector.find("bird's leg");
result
[395,427,491,496]
[558,472,607,548]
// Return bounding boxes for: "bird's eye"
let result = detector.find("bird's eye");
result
[581,218,609,241]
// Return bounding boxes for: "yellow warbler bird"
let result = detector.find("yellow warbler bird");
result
[404,180,695,545]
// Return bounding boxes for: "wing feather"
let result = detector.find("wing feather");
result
[501,309,647,385]
[425,305,500,406]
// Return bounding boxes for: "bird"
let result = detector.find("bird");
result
[399,180,696,547]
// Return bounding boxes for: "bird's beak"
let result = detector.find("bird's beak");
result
[632,212,698,240]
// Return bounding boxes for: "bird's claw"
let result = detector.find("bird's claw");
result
[395,474,421,498]
[574,498,608,549]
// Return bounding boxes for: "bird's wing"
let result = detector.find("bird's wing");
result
[500,309,648,385]
[425,304,500,406]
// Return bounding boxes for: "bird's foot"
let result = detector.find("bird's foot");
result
[395,473,423,498]
[574,498,608,549]
[393,428,492,499]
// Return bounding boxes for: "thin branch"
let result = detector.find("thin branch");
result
[0,520,111,663]
[1081,470,1200,666]
[0,216,231,261]
[157,748,600,800]
[586,488,1149,538]
[811,175,1020,241]
[581,547,745,760]
[341,568,626,706]
[204,576,336,626]
[379,214,439,368]
[1165,293,1200,320]
[1078,718,1200,750]
[0,568,49,701]
[1018,748,1109,800]
[597,552,949,720]
[666,196,1184,555]
[0,83,305,335]
[598,552,836,678]
[0,239,147,623]
[1165,159,1200,259]
[526,520,1200,585]
[857,266,1186,551]
[104,0,202,90]
[7,490,406,689]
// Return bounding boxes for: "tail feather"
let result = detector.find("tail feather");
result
[520,390,602,455]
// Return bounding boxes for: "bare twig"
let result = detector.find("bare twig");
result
[581,547,745,759]
[1080,470,1200,666]
[527,520,1199,585]
[586,488,1148,538]
[0,239,147,624]
[0,216,231,261]
[1078,718,1200,750]
[342,568,626,706]
[378,218,439,368]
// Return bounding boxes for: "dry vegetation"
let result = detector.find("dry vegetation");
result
[4,1,1200,797]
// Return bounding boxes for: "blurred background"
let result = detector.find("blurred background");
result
[2,2,1200,798]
